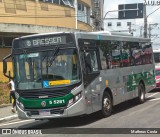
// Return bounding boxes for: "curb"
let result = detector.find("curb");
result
[0,114,18,123]
[0,104,12,108]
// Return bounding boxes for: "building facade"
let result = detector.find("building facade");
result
[0,0,93,81]
[105,20,133,33]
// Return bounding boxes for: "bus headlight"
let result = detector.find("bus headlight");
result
[67,92,82,107]
[75,93,82,101]
[67,98,74,107]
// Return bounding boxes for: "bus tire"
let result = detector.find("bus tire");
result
[100,92,112,118]
[137,83,145,104]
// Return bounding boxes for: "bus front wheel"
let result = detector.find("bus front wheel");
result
[101,92,113,118]
[137,83,145,104]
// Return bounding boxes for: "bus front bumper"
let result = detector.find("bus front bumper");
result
[17,97,86,120]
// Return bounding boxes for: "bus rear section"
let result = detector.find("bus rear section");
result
[153,49,160,88]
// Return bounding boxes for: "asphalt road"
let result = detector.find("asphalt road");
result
[1,89,160,137]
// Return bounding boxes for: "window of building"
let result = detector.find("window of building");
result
[43,0,74,7]
[3,37,15,47]
[62,0,74,7]
[108,22,112,27]
[117,22,121,27]
[78,3,81,10]
[78,3,90,24]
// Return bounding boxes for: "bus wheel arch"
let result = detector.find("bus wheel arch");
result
[100,88,113,118]
[137,80,146,104]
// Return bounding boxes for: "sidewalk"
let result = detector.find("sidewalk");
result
[0,104,18,123]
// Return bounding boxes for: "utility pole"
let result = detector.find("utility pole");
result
[144,4,147,38]
[144,5,160,38]
[148,24,151,38]
[94,0,100,31]
[128,23,131,33]
[91,0,104,31]
[140,26,143,37]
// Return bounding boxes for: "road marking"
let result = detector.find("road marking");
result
[148,98,160,101]
[147,92,159,98]
[0,119,34,127]
[0,115,17,121]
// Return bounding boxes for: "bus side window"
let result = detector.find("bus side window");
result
[121,42,131,67]
[110,42,121,68]
[99,40,112,69]
[130,42,142,66]
[141,43,153,64]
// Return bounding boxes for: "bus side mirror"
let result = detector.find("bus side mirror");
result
[3,54,13,79]
[3,61,7,74]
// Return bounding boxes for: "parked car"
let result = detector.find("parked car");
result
[155,67,160,88]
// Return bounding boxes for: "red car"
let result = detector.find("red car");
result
[155,67,160,88]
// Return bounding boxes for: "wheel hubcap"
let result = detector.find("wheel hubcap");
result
[103,98,111,112]
[140,90,144,100]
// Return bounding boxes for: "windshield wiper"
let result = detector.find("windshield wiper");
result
[47,46,60,67]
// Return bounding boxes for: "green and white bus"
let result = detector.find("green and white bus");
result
[3,32,155,120]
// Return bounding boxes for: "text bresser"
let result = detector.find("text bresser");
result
[33,37,62,46]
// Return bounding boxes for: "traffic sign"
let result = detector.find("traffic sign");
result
[118,3,143,19]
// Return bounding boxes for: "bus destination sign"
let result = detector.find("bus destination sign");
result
[18,35,67,48]
[31,37,62,46]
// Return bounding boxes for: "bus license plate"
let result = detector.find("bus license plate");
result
[39,110,51,116]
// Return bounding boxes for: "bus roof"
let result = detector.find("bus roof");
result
[75,32,151,43]
[15,31,151,43]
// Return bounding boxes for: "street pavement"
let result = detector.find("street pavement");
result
[0,104,18,123]
[0,90,159,124]
[0,90,160,137]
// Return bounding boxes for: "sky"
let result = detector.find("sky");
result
[104,0,160,49]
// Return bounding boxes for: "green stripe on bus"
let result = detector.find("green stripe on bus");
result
[19,93,74,109]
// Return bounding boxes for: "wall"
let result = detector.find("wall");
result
[80,0,91,7]
[0,0,92,31]
[78,21,92,31]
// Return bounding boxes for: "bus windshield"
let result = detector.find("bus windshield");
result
[14,48,80,90]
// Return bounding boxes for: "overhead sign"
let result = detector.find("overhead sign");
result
[13,35,71,49]
[30,37,62,47]
[118,3,143,19]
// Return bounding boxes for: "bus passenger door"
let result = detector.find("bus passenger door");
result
[82,48,101,112]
